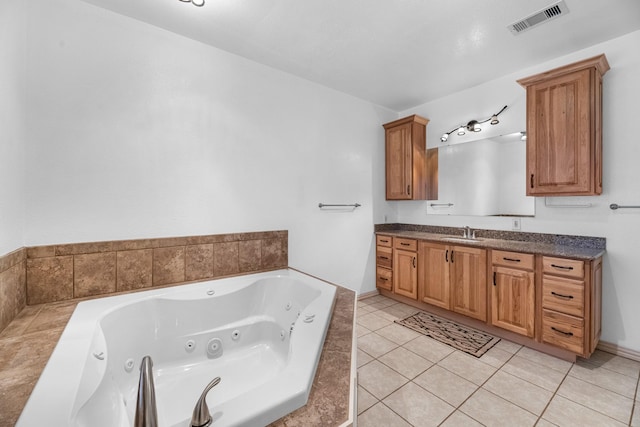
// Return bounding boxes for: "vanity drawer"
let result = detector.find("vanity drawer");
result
[542,256,584,279]
[394,237,417,251]
[376,246,393,268]
[542,276,584,317]
[376,235,393,247]
[542,309,584,354]
[491,250,535,271]
[376,267,392,291]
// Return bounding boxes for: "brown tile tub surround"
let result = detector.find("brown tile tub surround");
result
[24,230,288,305]
[0,248,27,334]
[0,271,355,427]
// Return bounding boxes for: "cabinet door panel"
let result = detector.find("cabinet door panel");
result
[418,242,450,309]
[393,249,417,299]
[450,246,487,321]
[386,123,412,200]
[526,69,593,195]
[491,266,535,337]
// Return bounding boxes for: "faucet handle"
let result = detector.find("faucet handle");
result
[191,377,221,427]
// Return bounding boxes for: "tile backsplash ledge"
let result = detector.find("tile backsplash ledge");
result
[0,230,288,333]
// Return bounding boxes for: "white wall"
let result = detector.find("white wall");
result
[388,30,640,352]
[0,0,27,256]
[23,0,396,291]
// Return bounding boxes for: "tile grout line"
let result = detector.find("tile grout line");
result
[358,298,640,426]
[629,369,640,426]
[437,346,520,426]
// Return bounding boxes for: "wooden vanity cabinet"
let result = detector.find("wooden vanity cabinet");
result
[541,255,602,357]
[517,54,609,196]
[393,238,418,299]
[383,115,432,200]
[490,250,536,337]
[418,242,487,321]
[375,235,393,291]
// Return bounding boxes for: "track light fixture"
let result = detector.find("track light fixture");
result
[440,105,508,143]
[179,0,205,7]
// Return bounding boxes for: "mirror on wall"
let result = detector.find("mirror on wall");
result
[427,132,535,217]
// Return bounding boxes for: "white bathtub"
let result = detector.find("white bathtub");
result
[17,269,337,427]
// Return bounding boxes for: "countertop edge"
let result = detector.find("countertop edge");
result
[376,230,605,260]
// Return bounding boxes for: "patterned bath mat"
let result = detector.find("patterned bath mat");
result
[395,311,500,358]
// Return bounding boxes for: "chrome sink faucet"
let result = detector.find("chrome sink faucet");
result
[462,226,474,239]
[135,356,158,427]
[191,377,221,427]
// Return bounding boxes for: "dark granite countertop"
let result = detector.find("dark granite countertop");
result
[375,224,605,260]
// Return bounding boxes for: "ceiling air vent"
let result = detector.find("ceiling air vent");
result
[508,1,569,35]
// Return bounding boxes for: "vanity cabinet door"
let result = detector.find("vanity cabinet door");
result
[418,242,450,309]
[393,249,417,299]
[383,115,430,200]
[450,246,487,321]
[491,265,535,337]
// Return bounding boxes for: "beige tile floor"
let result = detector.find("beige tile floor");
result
[357,295,640,427]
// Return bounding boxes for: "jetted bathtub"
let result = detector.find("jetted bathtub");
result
[17,269,337,427]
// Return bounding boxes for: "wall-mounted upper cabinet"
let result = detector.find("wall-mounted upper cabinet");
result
[383,115,437,200]
[517,54,609,196]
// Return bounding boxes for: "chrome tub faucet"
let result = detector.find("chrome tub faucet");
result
[191,377,221,427]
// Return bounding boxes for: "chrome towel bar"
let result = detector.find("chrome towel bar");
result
[430,203,454,207]
[610,204,640,210]
[318,203,361,208]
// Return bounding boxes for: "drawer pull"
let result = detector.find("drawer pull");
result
[400,242,411,246]
[551,291,574,300]
[378,277,389,281]
[379,256,389,260]
[551,327,574,337]
[379,239,389,243]
[551,264,574,271]
[503,257,521,262]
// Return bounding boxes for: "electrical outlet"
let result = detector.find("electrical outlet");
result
[511,218,521,231]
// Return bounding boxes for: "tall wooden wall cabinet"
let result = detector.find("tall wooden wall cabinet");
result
[383,115,437,200]
[517,54,609,196]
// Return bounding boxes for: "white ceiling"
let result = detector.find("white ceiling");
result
[80,0,640,111]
